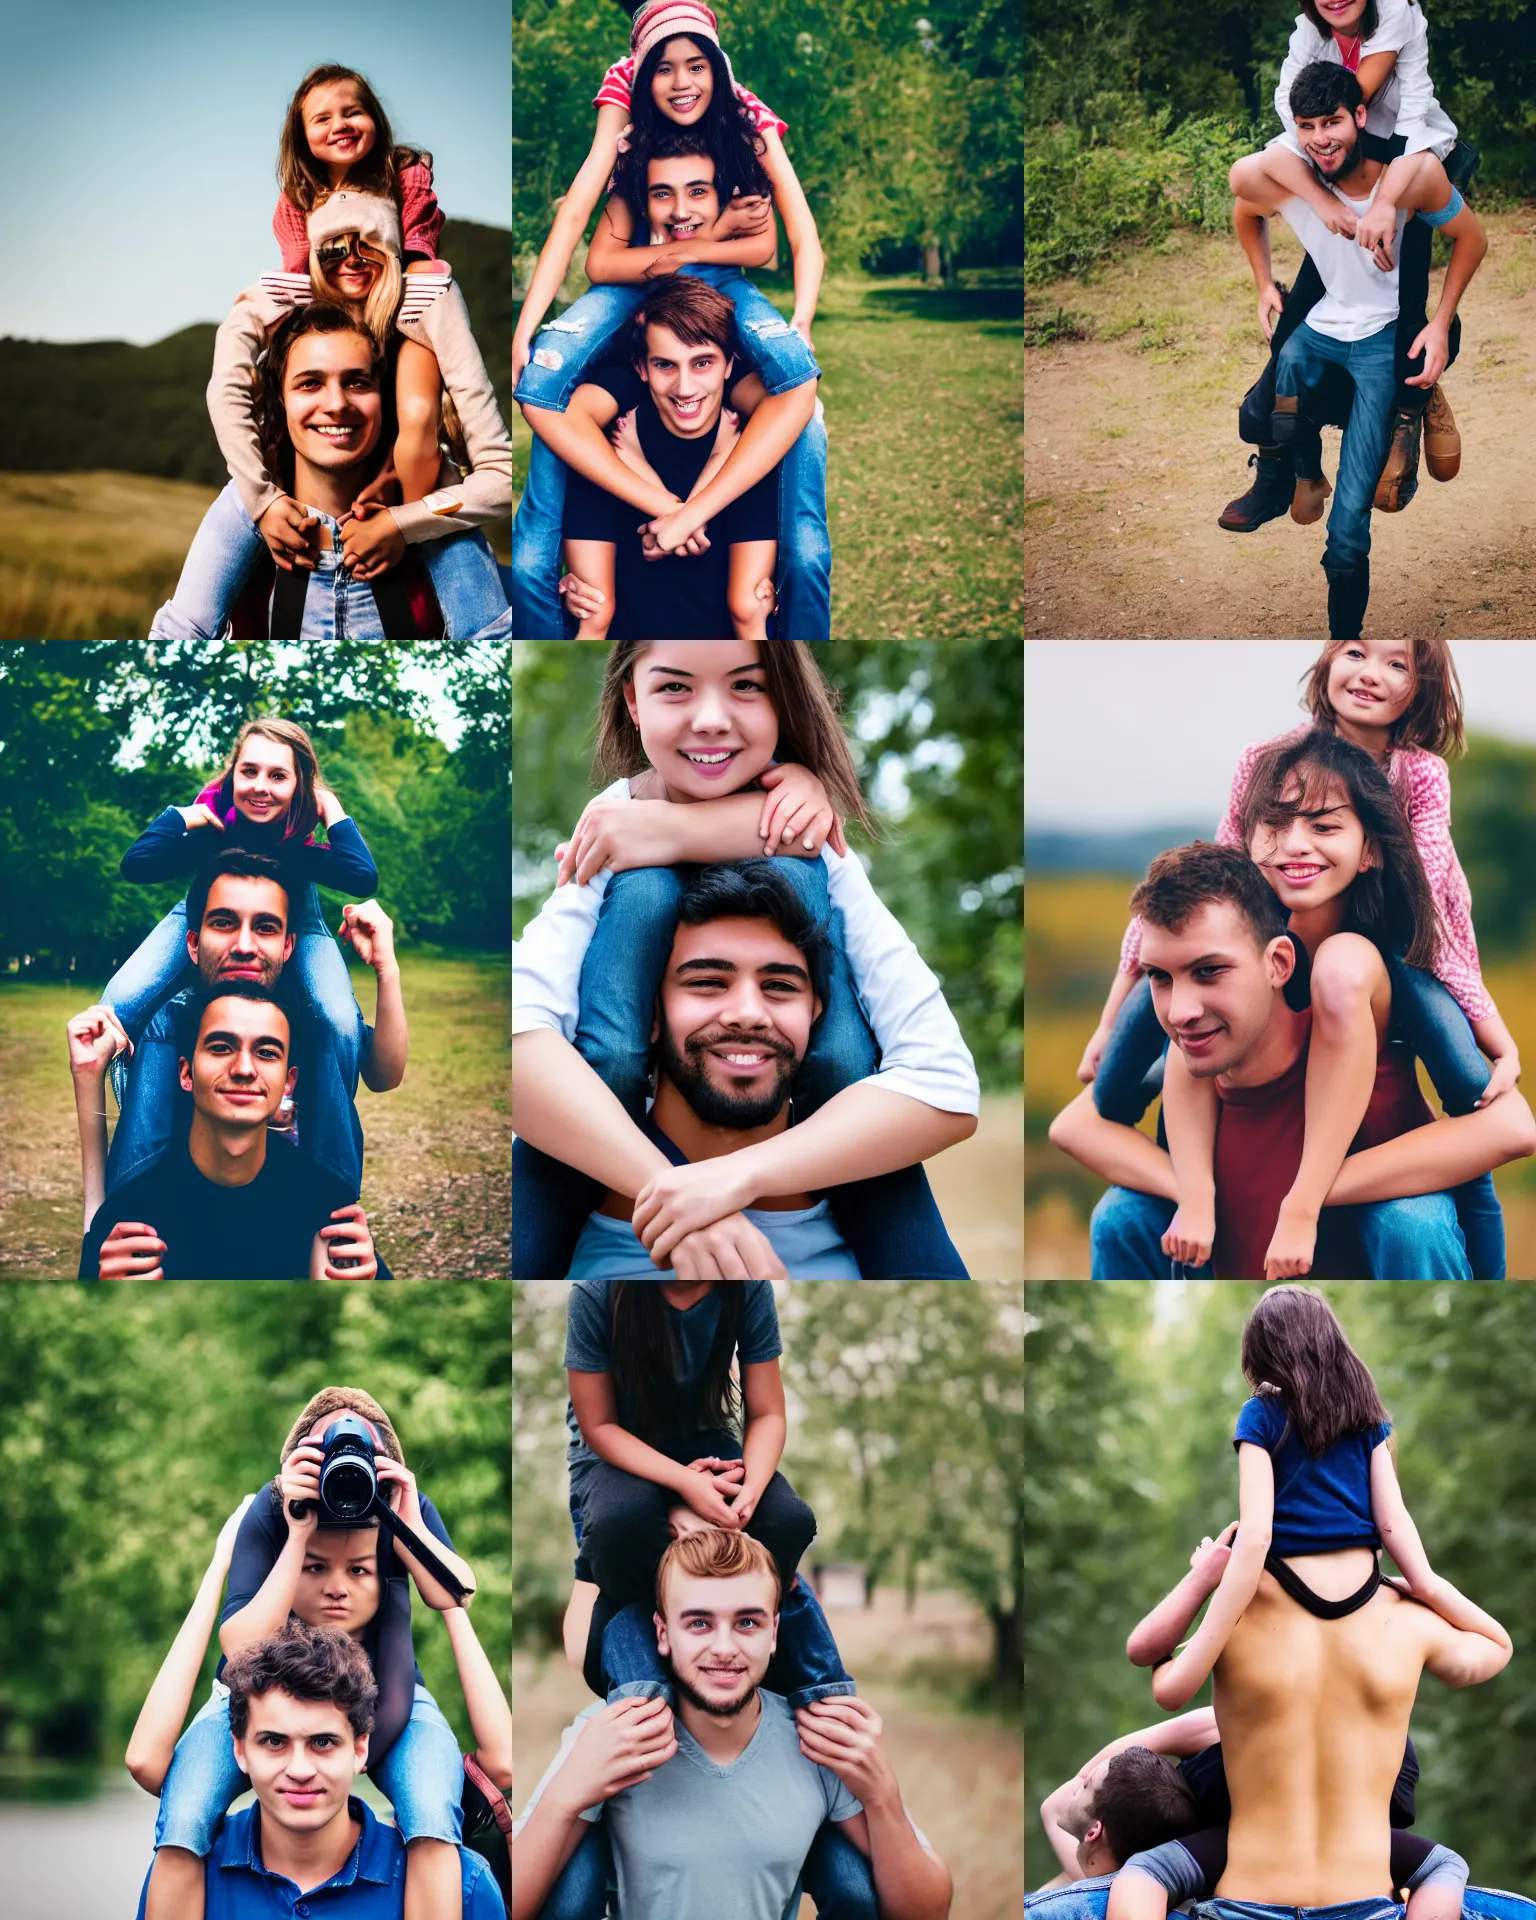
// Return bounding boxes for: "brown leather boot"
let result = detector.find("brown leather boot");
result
[1425,383,1460,480]
[1291,474,1332,524]
[1374,406,1423,512]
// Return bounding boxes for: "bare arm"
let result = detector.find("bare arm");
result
[1126,1533,1234,1667]
[836,1805,953,1920]
[568,1368,698,1496]
[759,128,825,335]
[730,1084,975,1198]
[1079,964,1139,1082]
[66,1008,125,1230]
[1048,1088,1179,1202]
[220,1525,311,1657]
[1369,1441,1437,1590]
[1152,1447,1273,1709]
[523,386,678,518]
[1160,1047,1219,1268]
[512,1028,675,1197]
[442,1606,512,1791]
[584,194,778,284]
[647,380,818,550]
[513,105,631,378]
[337,903,408,1092]
[737,1360,787,1521]
[1325,1091,1536,1204]
[1470,1007,1520,1101]
[1420,1592,1514,1688]
[1231,196,1285,339]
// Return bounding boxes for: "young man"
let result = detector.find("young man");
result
[76,979,382,1280]
[1223,63,1486,638]
[134,1620,505,1917]
[511,1528,952,1920]
[526,272,808,640]
[1049,843,1535,1279]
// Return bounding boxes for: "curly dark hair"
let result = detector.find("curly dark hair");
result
[225,1621,377,1742]
[611,36,771,244]
[256,304,390,498]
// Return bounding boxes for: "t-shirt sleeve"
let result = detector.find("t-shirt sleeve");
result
[222,1491,284,1625]
[1233,1394,1280,1451]
[1120,1837,1211,1905]
[1371,1420,1393,1447]
[585,364,647,414]
[511,1707,611,1833]
[565,1280,615,1373]
[822,1764,863,1824]
[593,57,635,115]
[738,1280,784,1364]
[463,1850,509,1917]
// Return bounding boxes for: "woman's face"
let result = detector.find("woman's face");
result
[1326,641,1415,732]
[623,641,780,801]
[283,331,383,473]
[1314,0,1370,34]
[319,236,385,307]
[302,79,378,173]
[232,736,297,825]
[651,37,715,124]
[294,1526,382,1639]
[1247,772,1373,913]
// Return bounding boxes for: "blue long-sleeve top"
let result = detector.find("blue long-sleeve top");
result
[120,806,380,896]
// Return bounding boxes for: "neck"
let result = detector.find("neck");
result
[255,1799,361,1896]
[1331,715,1394,764]
[326,162,351,189]
[653,391,724,443]
[676,1686,762,1762]
[1329,150,1381,196]
[651,1069,793,1163]
[1218,999,1311,1091]
[1286,891,1351,961]
[291,450,378,522]
[187,1109,270,1187]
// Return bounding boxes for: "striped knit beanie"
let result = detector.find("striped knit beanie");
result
[630,1,736,86]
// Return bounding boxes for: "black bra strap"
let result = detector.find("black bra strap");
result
[1264,1550,1380,1618]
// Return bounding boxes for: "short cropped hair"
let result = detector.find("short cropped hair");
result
[656,1526,783,1615]
[1289,61,1364,121]
[675,860,829,1002]
[1092,1747,1202,1862]
[225,1621,377,1742]
[174,977,293,1061]
[630,272,736,363]
[1129,842,1289,952]
[185,849,291,938]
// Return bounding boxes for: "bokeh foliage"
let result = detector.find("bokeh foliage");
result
[0,1284,510,1766]
[1025,1283,1536,1892]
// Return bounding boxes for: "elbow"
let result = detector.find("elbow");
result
[1125,1627,1157,1668]
[480,1750,515,1795]
[124,1749,165,1795]
[1151,1664,1190,1712]
[1499,1094,1536,1162]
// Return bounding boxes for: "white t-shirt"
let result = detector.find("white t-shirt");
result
[1272,0,1457,159]
[1282,184,1408,340]
[513,780,981,1117]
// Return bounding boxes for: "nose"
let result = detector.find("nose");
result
[230,922,257,957]
[1276,817,1314,857]
[1166,979,1206,1029]
[229,1043,259,1083]
[719,980,772,1030]
[690,689,729,732]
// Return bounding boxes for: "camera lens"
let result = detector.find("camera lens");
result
[321,1455,375,1520]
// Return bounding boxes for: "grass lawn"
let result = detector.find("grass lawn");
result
[1026,874,1536,1278]
[511,270,1024,639]
[0,951,509,1281]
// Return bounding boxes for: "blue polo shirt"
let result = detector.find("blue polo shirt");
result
[134,1798,505,1918]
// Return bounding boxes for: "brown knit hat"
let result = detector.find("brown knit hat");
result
[307,190,403,259]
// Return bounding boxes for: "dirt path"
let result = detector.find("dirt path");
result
[1025,211,1536,637]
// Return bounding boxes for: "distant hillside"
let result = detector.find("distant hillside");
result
[0,219,509,485]
[1026,826,1208,875]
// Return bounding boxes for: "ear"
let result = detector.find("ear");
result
[654,1611,670,1661]
[354,1733,370,1775]
[1356,103,1368,128]
[282,932,295,961]
[178,1054,194,1094]
[232,1733,250,1780]
[284,1065,298,1100]
[769,1609,779,1658]
[186,929,200,965]
[1266,934,1298,990]
[1358,837,1379,873]
[651,1000,662,1047]
[624,673,643,736]
[810,990,824,1028]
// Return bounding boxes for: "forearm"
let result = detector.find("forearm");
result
[394,1529,477,1608]
[517,205,600,352]
[125,1559,228,1789]
[862,1797,954,1920]
[1049,1089,1179,1202]
[443,1608,512,1788]
[1378,1508,1435,1589]
[362,960,409,1091]
[509,1802,591,1920]
[732,1085,975,1199]
[604,236,781,282]
[666,793,820,863]
[741,1411,787,1497]
[512,1028,673,1196]
[1096,1707,1220,1760]
[788,231,825,328]
[1236,146,1322,206]
[1433,228,1487,328]
[220,1532,307,1654]
[683,383,817,525]
[1471,1008,1516,1064]
[521,405,675,517]
[1419,1576,1513,1654]
[584,1419,696,1494]
[1152,1539,1270,1709]
[1161,1050,1217,1207]
[1326,1094,1536,1204]
[1233,203,1277,290]
[1127,1570,1222,1667]
[73,1071,109,1231]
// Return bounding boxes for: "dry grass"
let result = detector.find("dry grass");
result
[927,1094,1025,1279]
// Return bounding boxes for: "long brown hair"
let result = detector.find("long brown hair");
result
[1239,728,1438,969]
[277,64,426,214]
[611,1283,745,1441]
[1241,1286,1388,1456]
[1298,0,1380,40]
[1302,639,1465,759]
[215,716,325,846]
[593,643,877,837]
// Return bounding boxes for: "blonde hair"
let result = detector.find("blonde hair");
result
[656,1526,782,1614]
[309,239,404,358]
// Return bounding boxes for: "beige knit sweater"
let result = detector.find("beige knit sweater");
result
[207,271,512,543]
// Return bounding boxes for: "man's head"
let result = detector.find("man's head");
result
[629,273,737,439]
[645,132,722,243]
[652,860,826,1128]
[185,853,294,987]
[1129,843,1296,1080]
[258,304,386,498]
[226,1622,376,1836]
[176,980,296,1130]
[1288,63,1367,183]
[1057,1746,1201,1872]
[654,1526,781,1719]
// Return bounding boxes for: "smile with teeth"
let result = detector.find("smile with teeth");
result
[670,92,702,110]
[684,748,736,764]
[669,395,705,418]
[1278,864,1327,882]
[717,1050,770,1066]
[312,423,361,440]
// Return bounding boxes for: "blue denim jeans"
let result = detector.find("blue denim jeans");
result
[1089,1182,1472,1280]
[1025,1887,1534,1920]
[1197,1900,1402,1920]
[154,1681,462,1854]
[103,884,367,1197]
[150,479,509,641]
[511,270,829,640]
[511,861,968,1278]
[1275,320,1398,575]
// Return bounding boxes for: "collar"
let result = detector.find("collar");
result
[640,1103,798,1169]
[216,1796,398,1889]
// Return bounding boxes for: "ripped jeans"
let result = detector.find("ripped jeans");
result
[512,270,829,640]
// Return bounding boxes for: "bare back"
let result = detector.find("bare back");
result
[1214,1551,1440,1904]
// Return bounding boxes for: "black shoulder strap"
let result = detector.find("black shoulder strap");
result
[270,564,311,640]
[1263,1550,1380,1618]
[367,565,422,638]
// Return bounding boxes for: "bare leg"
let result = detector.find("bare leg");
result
[395,339,444,502]
[563,1578,600,1672]
[145,1846,206,1920]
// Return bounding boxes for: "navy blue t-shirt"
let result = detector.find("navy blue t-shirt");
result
[1234,1392,1390,1555]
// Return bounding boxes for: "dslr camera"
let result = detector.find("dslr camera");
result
[289,1414,379,1524]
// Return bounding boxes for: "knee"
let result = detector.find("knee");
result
[1364,1193,1468,1278]
[1088,1185,1164,1276]
[1310,934,1382,1026]
[728,582,768,630]
[605,865,685,916]
[757,1482,817,1559]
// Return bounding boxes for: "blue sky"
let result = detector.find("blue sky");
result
[1,0,508,344]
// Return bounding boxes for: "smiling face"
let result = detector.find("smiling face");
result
[1295,99,1368,179]
[301,79,378,178]
[624,641,780,798]
[231,735,298,828]
[1324,640,1415,740]
[188,875,293,988]
[656,1569,778,1718]
[293,1527,383,1640]
[647,152,722,243]
[655,914,820,1128]
[1247,772,1374,918]
[638,318,732,438]
[282,330,382,475]
[234,1688,367,1835]
[179,994,295,1128]
[1313,0,1369,33]
[318,235,386,307]
[650,37,716,124]
[1140,901,1292,1081]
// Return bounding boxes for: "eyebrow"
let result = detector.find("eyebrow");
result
[676,958,811,984]
[679,1608,770,1623]
[201,1027,287,1049]
[1142,952,1237,971]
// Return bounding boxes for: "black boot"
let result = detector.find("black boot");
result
[1219,446,1295,532]
[1326,560,1370,639]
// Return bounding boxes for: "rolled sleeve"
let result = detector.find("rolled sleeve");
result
[513,870,609,1040]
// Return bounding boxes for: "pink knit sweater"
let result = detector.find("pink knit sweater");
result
[1118,728,1493,1021]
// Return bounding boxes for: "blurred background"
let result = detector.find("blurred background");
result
[1025,1282,1536,1894]
[0,0,512,637]
[513,639,1024,1279]
[1025,640,1536,1278]
[513,0,1023,639]
[0,1281,510,1920]
[0,638,510,1279]
[514,1278,1024,1919]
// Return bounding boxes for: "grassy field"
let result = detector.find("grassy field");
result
[511,271,1024,640]
[0,952,509,1280]
[1026,873,1536,1278]
[514,1586,1024,1919]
